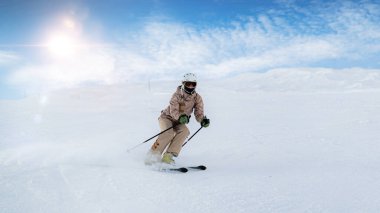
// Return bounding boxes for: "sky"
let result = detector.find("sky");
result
[1,0,380,99]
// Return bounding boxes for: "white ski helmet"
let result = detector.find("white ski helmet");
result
[181,73,197,94]
[182,73,197,83]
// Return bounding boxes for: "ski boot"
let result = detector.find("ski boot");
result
[161,152,175,165]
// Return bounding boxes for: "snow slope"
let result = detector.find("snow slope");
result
[1,69,380,212]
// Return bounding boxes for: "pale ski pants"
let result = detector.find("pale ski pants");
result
[150,117,190,157]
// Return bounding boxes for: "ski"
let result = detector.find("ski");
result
[168,165,207,173]
[153,164,207,173]
[188,165,207,170]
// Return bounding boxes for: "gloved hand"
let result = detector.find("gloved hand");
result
[201,116,210,127]
[178,114,189,124]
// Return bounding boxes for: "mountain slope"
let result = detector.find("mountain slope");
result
[1,70,380,212]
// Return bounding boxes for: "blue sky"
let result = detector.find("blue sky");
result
[1,0,380,99]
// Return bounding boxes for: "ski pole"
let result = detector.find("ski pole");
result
[127,125,175,152]
[182,126,203,147]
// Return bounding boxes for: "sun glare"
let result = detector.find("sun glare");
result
[47,33,78,57]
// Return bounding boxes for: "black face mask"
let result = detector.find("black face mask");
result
[183,85,195,94]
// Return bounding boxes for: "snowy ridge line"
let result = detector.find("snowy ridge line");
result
[206,68,380,92]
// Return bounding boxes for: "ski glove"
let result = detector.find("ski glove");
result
[178,114,189,124]
[201,116,210,128]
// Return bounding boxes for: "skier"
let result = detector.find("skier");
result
[145,73,210,165]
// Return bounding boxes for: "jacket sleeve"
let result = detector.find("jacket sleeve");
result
[169,92,181,121]
[194,94,205,123]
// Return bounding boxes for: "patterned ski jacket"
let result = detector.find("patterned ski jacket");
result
[161,86,204,123]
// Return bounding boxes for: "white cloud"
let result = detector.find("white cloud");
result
[9,0,380,89]
[10,48,117,89]
[0,51,18,65]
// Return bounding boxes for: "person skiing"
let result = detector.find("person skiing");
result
[145,73,210,165]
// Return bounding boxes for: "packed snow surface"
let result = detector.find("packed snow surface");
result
[1,70,380,212]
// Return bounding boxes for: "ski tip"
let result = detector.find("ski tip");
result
[198,165,207,170]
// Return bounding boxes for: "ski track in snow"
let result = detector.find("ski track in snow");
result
[1,73,380,212]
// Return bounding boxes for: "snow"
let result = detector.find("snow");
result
[1,69,380,212]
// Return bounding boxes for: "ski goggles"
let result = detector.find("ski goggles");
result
[184,81,197,87]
